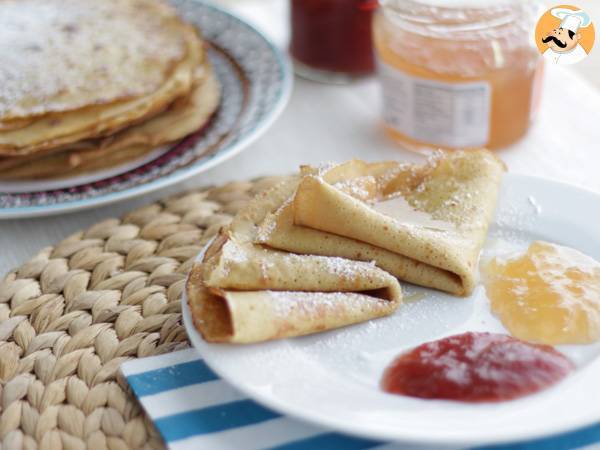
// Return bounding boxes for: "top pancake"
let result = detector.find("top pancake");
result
[0,25,202,155]
[0,0,190,122]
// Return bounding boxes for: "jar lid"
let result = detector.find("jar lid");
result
[381,0,522,9]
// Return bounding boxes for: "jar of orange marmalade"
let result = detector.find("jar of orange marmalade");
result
[374,0,543,151]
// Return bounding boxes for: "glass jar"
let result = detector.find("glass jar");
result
[374,0,543,151]
[290,0,378,83]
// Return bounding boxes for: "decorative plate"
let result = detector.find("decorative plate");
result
[0,0,292,219]
[183,174,600,447]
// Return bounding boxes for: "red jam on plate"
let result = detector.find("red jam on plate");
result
[381,332,574,402]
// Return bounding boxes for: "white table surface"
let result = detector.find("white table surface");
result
[2,0,600,276]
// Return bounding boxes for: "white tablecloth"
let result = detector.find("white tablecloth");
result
[2,0,600,275]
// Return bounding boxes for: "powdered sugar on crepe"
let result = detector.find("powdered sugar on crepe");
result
[320,256,378,280]
[333,176,376,201]
[279,252,379,281]
[256,197,292,241]
[268,290,389,319]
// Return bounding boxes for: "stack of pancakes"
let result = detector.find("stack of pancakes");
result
[0,0,220,179]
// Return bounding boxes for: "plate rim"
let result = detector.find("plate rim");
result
[0,1,293,219]
[182,173,600,447]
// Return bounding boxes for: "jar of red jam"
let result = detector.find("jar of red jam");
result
[290,0,378,83]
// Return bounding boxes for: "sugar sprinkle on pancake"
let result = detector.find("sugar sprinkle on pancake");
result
[0,24,203,155]
[0,0,190,121]
[0,0,221,177]
[0,63,221,178]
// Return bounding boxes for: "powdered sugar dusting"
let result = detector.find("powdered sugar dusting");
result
[319,256,378,280]
[0,0,187,119]
[492,199,537,244]
[268,290,389,319]
[312,161,337,176]
[333,176,376,201]
[256,197,292,241]
[256,218,276,241]
[277,252,380,281]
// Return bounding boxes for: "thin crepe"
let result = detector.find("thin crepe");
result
[186,188,402,344]
[0,64,221,179]
[187,234,401,344]
[0,0,190,122]
[0,26,202,155]
[259,150,504,295]
[255,178,462,294]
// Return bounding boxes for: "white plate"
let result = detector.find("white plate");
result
[182,174,600,447]
[0,0,292,218]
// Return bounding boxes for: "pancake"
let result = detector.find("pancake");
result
[253,151,503,296]
[0,117,34,132]
[0,25,203,155]
[86,62,220,155]
[253,177,463,294]
[186,182,402,344]
[286,150,505,296]
[0,0,190,122]
[0,64,221,178]
[187,232,402,344]
[188,281,398,345]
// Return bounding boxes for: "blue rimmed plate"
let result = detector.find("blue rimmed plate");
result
[0,0,292,219]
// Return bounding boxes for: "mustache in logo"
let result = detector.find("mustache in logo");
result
[542,35,567,48]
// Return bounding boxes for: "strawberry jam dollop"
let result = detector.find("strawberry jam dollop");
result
[381,332,573,402]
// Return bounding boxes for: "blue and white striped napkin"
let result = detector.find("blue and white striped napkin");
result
[121,349,600,450]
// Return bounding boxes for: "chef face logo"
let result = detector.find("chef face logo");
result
[535,5,595,64]
[542,27,579,52]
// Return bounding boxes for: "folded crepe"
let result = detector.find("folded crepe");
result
[186,189,402,344]
[258,150,504,296]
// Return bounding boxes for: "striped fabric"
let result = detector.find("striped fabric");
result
[121,349,600,450]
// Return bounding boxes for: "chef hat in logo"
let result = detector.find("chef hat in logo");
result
[551,8,592,33]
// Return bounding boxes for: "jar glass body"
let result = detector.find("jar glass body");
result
[374,0,543,150]
[290,0,378,83]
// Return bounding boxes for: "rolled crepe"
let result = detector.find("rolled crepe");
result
[188,277,400,344]
[259,150,504,296]
[202,234,401,294]
[187,231,402,344]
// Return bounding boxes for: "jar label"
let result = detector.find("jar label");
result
[378,59,491,148]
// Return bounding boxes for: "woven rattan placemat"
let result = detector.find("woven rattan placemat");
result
[0,177,283,450]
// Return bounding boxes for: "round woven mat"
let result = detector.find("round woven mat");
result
[0,177,284,450]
